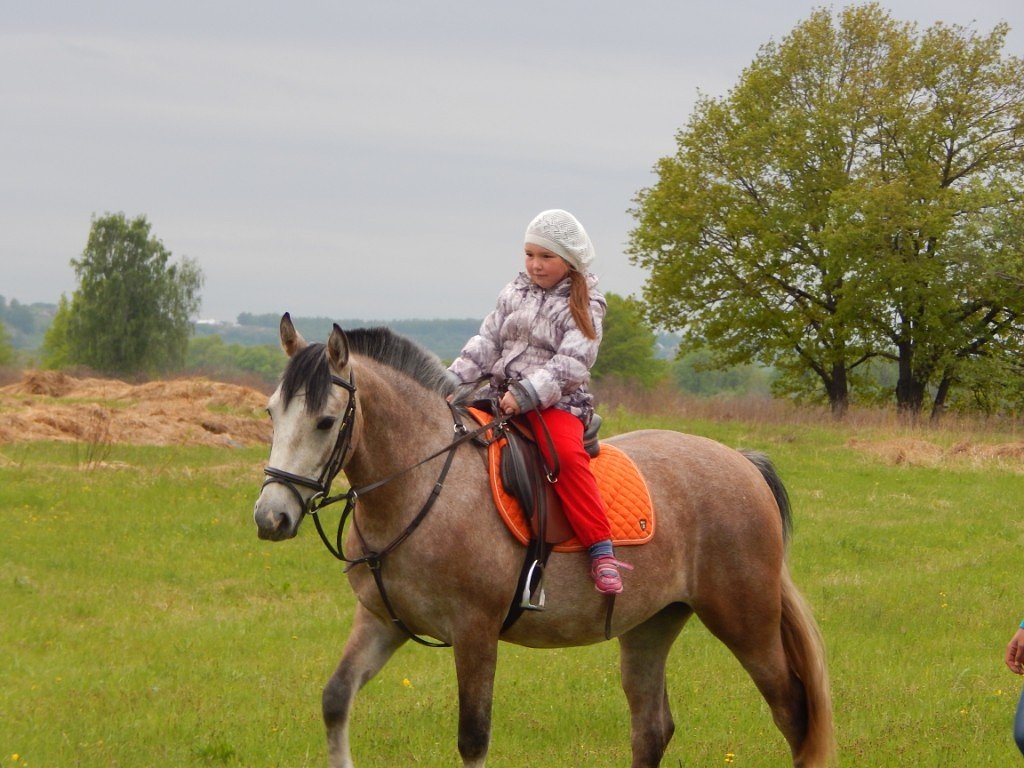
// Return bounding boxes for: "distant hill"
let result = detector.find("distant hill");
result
[196,314,485,362]
[0,297,485,361]
[198,313,680,361]
[3,300,680,363]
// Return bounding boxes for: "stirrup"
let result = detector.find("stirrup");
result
[520,559,546,611]
[590,556,633,595]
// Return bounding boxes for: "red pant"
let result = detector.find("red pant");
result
[523,408,611,548]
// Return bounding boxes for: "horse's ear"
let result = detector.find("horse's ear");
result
[279,312,308,358]
[327,323,350,371]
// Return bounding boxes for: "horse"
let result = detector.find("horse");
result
[252,314,835,768]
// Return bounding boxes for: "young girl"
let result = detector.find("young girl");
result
[448,209,632,594]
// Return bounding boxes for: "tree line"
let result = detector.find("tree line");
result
[9,208,1017,416]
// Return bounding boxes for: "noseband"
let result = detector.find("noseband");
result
[262,371,358,516]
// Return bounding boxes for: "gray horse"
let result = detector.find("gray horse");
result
[253,314,835,767]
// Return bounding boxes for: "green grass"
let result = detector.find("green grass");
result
[1,416,1022,767]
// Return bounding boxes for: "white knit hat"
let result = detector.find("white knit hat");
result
[524,209,594,272]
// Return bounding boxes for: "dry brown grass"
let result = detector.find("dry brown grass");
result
[595,377,1022,433]
[2,368,1021,475]
[0,370,270,447]
[847,436,1024,471]
[596,377,824,424]
[595,377,1024,472]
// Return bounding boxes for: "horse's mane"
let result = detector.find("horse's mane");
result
[280,327,458,413]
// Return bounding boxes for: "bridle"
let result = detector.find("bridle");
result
[261,371,358,517]
[260,369,502,647]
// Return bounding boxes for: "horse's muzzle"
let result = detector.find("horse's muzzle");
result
[253,496,301,541]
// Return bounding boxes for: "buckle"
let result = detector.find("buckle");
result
[305,491,325,514]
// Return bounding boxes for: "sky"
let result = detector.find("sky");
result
[2,1,1021,325]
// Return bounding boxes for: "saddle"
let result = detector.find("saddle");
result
[494,413,596,546]
[464,405,655,628]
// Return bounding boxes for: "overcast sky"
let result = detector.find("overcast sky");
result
[2,1,1021,324]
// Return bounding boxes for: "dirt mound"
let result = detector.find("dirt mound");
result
[848,437,1024,472]
[0,371,271,447]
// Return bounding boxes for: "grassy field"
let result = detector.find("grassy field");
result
[1,412,1023,767]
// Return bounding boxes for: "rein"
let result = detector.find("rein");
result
[262,373,504,648]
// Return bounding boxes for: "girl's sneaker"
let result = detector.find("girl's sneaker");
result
[590,556,633,595]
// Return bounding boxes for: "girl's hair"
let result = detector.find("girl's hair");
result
[568,269,597,340]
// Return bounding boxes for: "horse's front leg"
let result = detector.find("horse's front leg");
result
[453,627,500,768]
[322,603,408,768]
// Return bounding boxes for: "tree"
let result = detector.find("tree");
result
[0,321,14,366]
[42,213,204,375]
[629,4,1024,418]
[591,293,667,387]
[186,335,283,387]
[41,296,73,369]
[671,348,775,397]
[0,296,37,336]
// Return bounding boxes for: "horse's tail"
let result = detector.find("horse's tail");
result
[780,565,836,766]
[743,450,835,765]
[741,450,792,545]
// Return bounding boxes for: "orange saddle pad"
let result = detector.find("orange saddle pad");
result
[467,408,655,553]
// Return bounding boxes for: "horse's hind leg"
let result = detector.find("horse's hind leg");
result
[322,604,408,768]
[618,604,693,768]
[699,596,820,767]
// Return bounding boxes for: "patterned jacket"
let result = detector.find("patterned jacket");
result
[449,271,606,422]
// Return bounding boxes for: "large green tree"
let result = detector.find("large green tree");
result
[43,213,204,375]
[629,4,1024,418]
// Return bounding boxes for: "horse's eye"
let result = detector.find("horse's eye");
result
[316,416,337,431]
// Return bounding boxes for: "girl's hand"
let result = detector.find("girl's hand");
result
[499,391,520,416]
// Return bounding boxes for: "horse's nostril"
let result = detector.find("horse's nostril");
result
[255,504,298,541]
